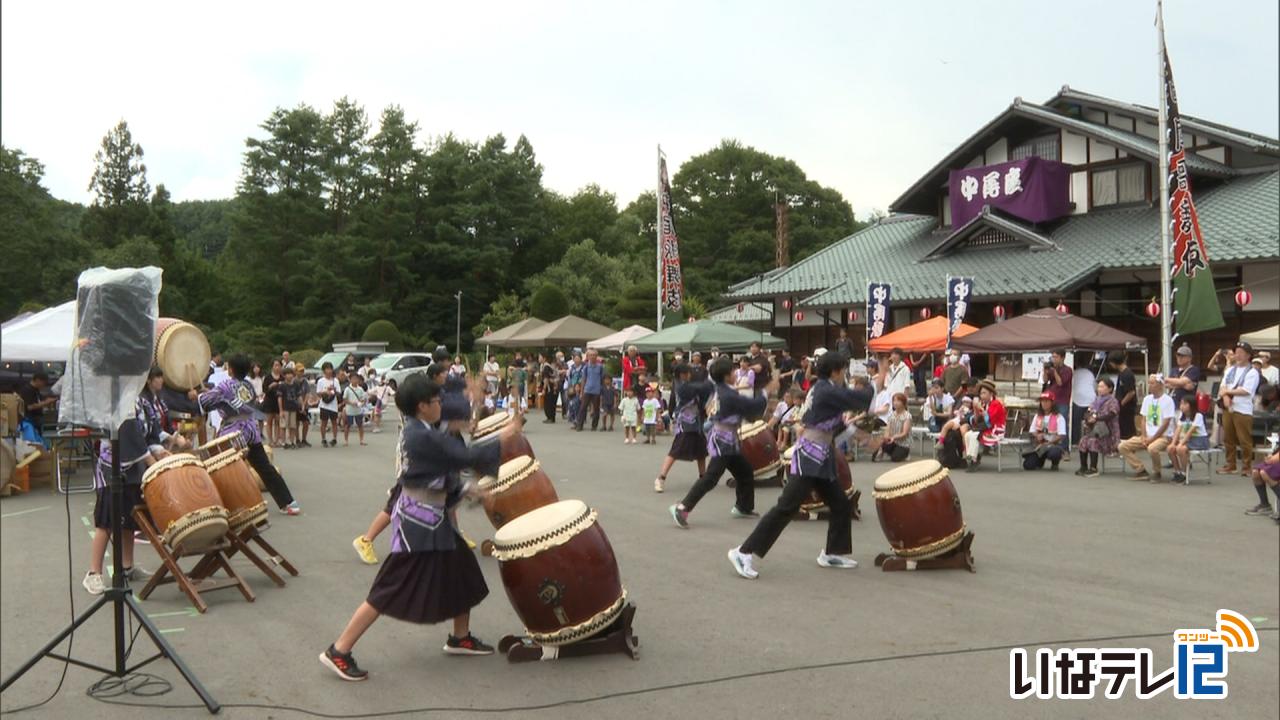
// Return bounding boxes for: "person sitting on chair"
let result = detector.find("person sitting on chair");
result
[1024,391,1066,471]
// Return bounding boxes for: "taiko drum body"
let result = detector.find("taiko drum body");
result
[782,446,856,514]
[477,455,558,529]
[141,454,229,552]
[738,420,782,479]
[472,413,534,463]
[204,449,267,532]
[873,459,966,559]
[491,500,625,646]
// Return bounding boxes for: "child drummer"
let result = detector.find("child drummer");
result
[668,355,776,528]
[321,374,513,681]
[729,350,872,579]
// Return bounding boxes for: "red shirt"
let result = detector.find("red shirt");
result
[622,355,646,391]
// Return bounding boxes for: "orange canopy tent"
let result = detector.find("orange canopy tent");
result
[868,315,979,353]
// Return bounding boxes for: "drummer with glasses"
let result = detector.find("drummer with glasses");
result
[728,351,872,580]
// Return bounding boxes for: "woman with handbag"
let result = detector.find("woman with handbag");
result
[1076,378,1120,477]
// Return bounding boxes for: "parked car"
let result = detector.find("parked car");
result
[370,352,434,388]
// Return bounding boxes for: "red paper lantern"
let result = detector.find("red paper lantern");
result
[794,311,805,322]
[1235,290,1252,308]
[1145,299,1161,318]
[992,304,1006,319]
[848,309,859,323]
[1055,302,1069,314]
[919,307,932,320]
[736,303,744,313]
[782,299,793,310]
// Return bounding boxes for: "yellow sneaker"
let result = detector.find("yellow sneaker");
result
[352,536,378,565]
[460,531,477,549]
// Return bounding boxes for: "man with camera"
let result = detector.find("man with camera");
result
[1042,350,1072,419]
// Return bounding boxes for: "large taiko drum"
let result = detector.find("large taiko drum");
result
[739,420,782,480]
[155,318,211,391]
[781,446,856,514]
[141,454,229,553]
[491,500,626,646]
[204,449,267,532]
[477,454,558,528]
[472,413,534,463]
[873,460,965,559]
[197,434,241,461]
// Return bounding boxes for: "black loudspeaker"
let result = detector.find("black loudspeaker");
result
[76,275,155,376]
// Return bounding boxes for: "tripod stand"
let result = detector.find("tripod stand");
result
[1,392,220,714]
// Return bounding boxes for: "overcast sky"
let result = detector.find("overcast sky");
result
[3,0,1277,219]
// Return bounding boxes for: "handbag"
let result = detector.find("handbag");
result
[1088,420,1111,439]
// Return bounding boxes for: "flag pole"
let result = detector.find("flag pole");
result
[656,144,664,383]
[1156,0,1174,375]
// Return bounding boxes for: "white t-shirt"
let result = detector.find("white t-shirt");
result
[316,376,340,412]
[1139,393,1177,438]
[1175,412,1207,440]
[357,365,372,380]
[484,361,500,381]
[873,389,894,423]
[1072,367,1097,407]
[925,393,954,417]
[1259,364,1279,387]
[772,401,791,421]
[883,362,910,397]
[1223,364,1260,415]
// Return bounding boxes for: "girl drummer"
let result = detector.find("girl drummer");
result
[83,366,190,595]
[669,355,775,528]
[729,350,872,579]
[321,375,513,681]
[653,363,713,493]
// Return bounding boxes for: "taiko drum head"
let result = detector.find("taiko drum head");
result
[155,318,211,391]
[473,413,510,440]
[141,453,205,487]
[479,455,538,494]
[492,499,591,560]
[738,420,769,440]
[873,459,944,495]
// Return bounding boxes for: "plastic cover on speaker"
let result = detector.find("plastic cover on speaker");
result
[59,267,163,432]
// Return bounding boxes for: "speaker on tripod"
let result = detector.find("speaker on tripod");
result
[3,267,219,714]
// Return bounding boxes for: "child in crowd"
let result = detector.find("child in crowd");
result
[600,375,617,432]
[344,373,368,446]
[295,362,312,448]
[768,386,804,449]
[567,387,581,429]
[642,387,661,444]
[620,387,639,444]
[1167,395,1208,484]
[280,367,301,449]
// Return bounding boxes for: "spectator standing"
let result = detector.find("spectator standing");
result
[941,350,968,397]
[1118,375,1175,482]
[641,387,661,444]
[16,372,55,445]
[619,387,640,444]
[600,375,617,432]
[279,366,301,449]
[908,353,930,398]
[747,342,772,399]
[342,354,359,378]
[883,348,911,398]
[295,362,314,447]
[1109,352,1138,440]
[483,355,500,394]
[622,345,646,396]
[249,363,266,402]
[1257,351,1279,387]
[316,363,341,448]
[1071,357,1097,446]
[576,349,605,431]
[833,328,855,359]
[1217,342,1261,476]
[1165,345,1201,410]
[690,352,707,382]
[343,374,368,446]
[263,360,284,447]
[358,357,374,382]
[449,356,467,380]
[1077,378,1120,476]
[538,354,558,423]
[733,357,755,396]
[1043,350,1073,418]
[508,352,528,408]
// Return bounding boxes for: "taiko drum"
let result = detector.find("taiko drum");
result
[141,454,229,553]
[872,459,966,559]
[781,445,856,514]
[738,420,782,480]
[204,449,267,532]
[472,413,534,463]
[477,454,558,529]
[154,318,211,391]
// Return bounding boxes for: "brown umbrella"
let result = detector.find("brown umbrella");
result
[951,308,1145,352]
[493,315,615,348]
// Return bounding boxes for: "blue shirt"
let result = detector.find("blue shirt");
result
[583,363,604,394]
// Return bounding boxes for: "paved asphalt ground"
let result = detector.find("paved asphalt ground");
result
[2,414,1277,719]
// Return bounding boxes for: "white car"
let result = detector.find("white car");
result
[370,353,434,388]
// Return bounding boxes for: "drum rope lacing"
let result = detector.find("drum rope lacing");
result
[888,525,968,559]
[480,458,539,493]
[526,591,628,646]
[491,507,596,560]
[872,468,948,500]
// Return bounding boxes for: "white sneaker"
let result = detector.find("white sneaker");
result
[654,477,665,493]
[817,552,858,569]
[82,571,106,595]
[728,547,759,579]
[123,565,152,581]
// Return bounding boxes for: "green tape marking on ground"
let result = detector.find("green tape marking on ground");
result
[159,627,185,634]
[81,516,91,526]
[149,608,199,619]
[1252,617,1269,623]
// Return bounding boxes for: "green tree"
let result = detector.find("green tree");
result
[362,319,405,350]
[323,97,370,233]
[529,284,571,321]
[0,146,88,316]
[524,239,641,326]
[473,292,526,339]
[81,120,152,249]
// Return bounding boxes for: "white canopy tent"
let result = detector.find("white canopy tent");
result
[1,301,76,362]
[586,325,653,352]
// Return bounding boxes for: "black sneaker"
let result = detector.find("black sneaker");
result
[443,633,494,656]
[319,645,368,681]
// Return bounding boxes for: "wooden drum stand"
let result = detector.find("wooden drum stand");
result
[874,531,976,573]
[498,603,639,663]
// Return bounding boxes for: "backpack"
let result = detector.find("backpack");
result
[1196,390,1212,415]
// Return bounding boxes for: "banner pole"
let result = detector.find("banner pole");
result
[656,145,664,382]
[1156,1,1174,375]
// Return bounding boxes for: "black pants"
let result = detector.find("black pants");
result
[680,454,755,514]
[1022,445,1064,470]
[543,388,557,422]
[740,474,852,558]
[576,393,601,429]
[246,442,295,509]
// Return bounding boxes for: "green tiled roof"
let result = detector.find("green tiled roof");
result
[729,170,1278,308]
[708,302,771,323]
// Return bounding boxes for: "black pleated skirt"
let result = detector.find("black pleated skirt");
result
[668,432,708,461]
[366,546,489,624]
